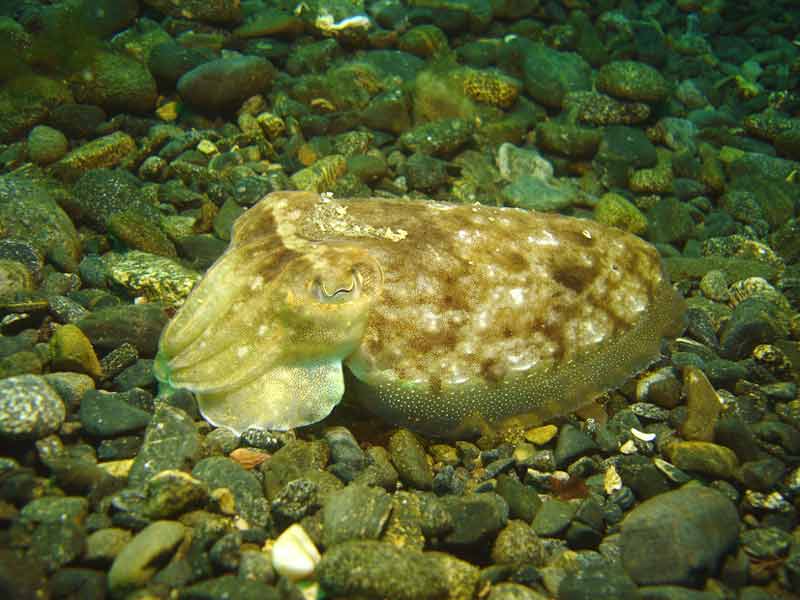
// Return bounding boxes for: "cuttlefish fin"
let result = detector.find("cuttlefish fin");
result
[194,359,346,435]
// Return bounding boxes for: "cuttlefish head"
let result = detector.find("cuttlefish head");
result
[155,238,382,434]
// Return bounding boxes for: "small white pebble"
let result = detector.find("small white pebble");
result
[271,524,320,581]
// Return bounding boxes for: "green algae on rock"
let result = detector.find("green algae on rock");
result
[155,191,686,437]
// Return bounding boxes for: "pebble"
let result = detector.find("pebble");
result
[487,582,548,600]
[558,562,639,600]
[388,428,434,490]
[554,424,599,468]
[143,469,209,519]
[495,474,542,523]
[31,520,87,571]
[192,456,270,529]
[664,440,739,480]
[84,528,133,565]
[78,389,151,437]
[596,60,669,103]
[20,496,88,525]
[177,55,276,113]
[680,366,722,442]
[261,439,329,499]
[271,523,320,581]
[620,486,739,585]
[0,374,66,440]
[491,519,546,566]
[51,131,137,182]
[109,521,184,590]
[323,425,366,482]
[532,498,577,537]
[27,125,69,165]
[76,303,168,357]
[316,540,449,600]
[440,493,509,547]
[321,483,392,547]
[127,404,202,488]
[720,298,787,360]
[182,576,280,600]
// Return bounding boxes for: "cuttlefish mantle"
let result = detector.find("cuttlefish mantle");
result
[155,191,686,437]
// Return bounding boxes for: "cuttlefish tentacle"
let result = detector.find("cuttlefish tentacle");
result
[157,234,383,434]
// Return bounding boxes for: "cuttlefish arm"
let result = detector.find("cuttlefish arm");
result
[155,235,382,434]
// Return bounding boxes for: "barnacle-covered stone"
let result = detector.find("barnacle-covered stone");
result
[155,191,685,437]
[459,68,521,109]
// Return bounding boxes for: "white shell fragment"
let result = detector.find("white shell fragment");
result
[271,524,321,581]
[630,427,656,442]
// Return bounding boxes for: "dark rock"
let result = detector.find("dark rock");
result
[0,548,48,600]
[559,563,638,600]
[178,55,276,113]
[49,568,106,600]
[554,424,598,468]
[321,484,392,547]
[30,520,87,571]
[47,104,107,140]
[620,486,739,585]
[261,439,329,499]
[127,404,203,488]
[148,42,214,89]
[518,41,592,108]
[0,174,81,272]
[78,389,151,437]
[388,429,433,491]
[439,493,508,547]
[270,478,318,527]
[740,527,792,561]
[720,298,787,360]
[324,426,366,482]
[403,153,449,192]
[68,168,156,232]
[531,499,576,537]
[491,520,546,566]
[193,457,270,529]
[495,474,542,523]
[77,303,168,357]
[72,50,157,114]
[399,118,472,157]
[615,455,671,499]
[317,540,449,600]
[181,575,280,600]
[595,126,658,188]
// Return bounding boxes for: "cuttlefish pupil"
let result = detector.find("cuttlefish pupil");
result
[312,270,359,303]
[155,191,686,438]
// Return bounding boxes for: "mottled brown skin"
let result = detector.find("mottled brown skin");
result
[155,191,686,437]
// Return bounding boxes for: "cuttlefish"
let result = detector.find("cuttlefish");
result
[154,191,686,437]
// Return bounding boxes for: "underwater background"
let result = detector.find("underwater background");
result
[0,0,799,598]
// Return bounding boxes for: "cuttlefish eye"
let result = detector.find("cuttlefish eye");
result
[310,268,361,304]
